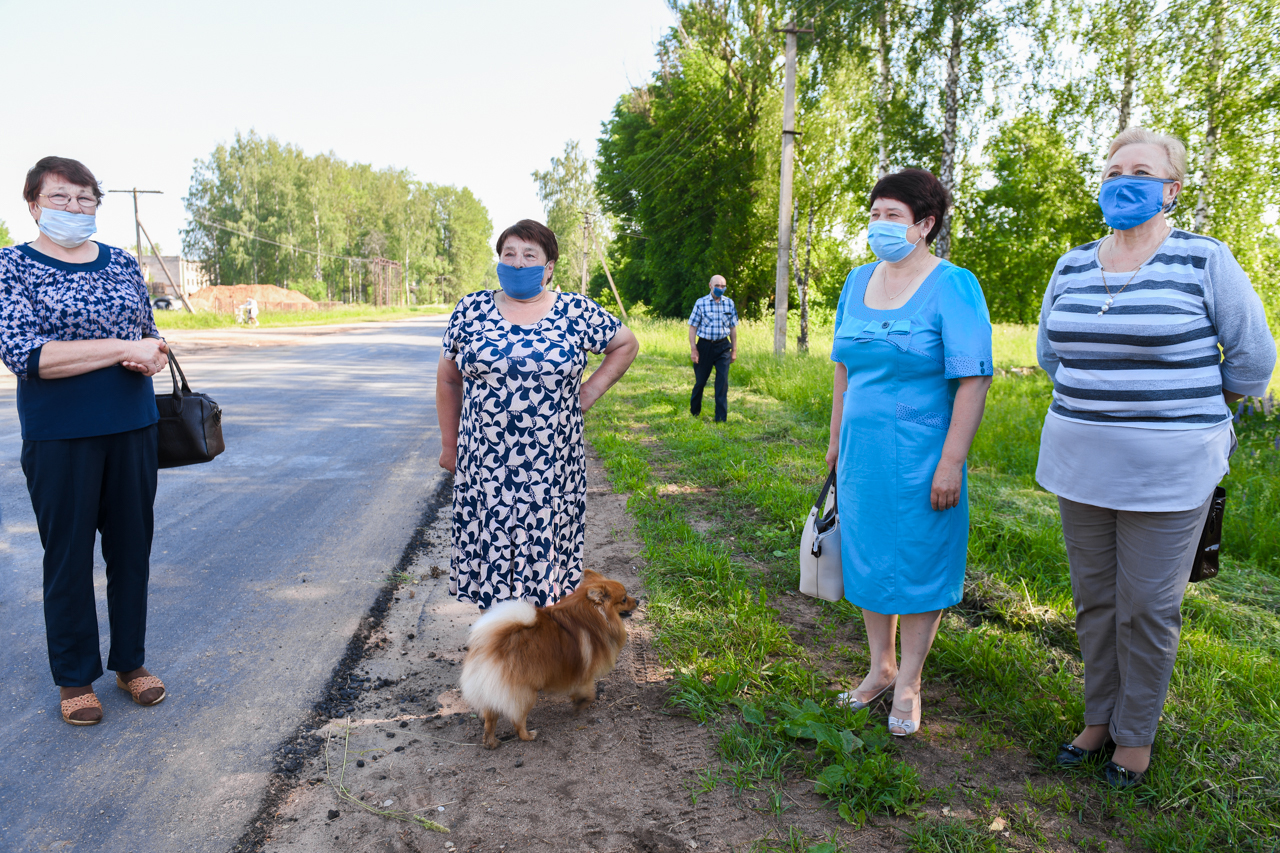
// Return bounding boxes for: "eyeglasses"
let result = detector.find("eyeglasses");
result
[40,192,98,211]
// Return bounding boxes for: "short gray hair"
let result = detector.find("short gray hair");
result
[1106,127,1188,183]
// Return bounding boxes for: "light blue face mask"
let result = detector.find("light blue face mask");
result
[496,263,546,300]
[866,220,924,263]
[1098,175,1178,230]
[37,207,97,248]
[712,286,725,298]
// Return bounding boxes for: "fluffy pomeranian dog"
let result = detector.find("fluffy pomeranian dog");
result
[460,570,639,750]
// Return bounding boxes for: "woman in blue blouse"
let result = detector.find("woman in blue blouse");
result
[825,169,993,736]
[0,157,170,725]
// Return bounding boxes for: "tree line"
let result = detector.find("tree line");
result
[182,131,495,304]
[577,0,1279,330]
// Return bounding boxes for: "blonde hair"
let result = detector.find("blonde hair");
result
[1106,127,1188,183]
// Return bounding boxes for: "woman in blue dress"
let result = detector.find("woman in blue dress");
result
[435,220,639,609]
[825,170,993,736]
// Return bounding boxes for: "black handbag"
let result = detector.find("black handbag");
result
[155,348,225,468]
[1188,486,1226,582]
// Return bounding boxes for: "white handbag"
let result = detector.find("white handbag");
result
[799,469,843,601]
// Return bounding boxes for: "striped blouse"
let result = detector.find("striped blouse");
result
[1037,230,1275,430]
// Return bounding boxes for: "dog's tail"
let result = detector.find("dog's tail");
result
[468,599,537,644]
[460,600,537,719]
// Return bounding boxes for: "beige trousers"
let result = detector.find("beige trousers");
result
[1058,495,1212,747]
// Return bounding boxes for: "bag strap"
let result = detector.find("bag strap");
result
[164,346,193,397]
[814,468,838,512]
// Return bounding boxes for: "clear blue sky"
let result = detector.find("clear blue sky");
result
[0,0,674,256]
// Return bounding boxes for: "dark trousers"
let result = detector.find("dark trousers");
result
[691,337,731,422]
[21,426,158,687]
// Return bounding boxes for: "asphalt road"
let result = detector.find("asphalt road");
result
[0,317,449,852]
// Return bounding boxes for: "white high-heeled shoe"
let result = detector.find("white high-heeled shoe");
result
[836,676,897,711]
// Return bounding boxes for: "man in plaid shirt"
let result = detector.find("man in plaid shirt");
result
[687,274,738,422]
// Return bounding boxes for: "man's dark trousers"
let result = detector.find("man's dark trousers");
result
[691,336,732,422]
[21,426,158,686]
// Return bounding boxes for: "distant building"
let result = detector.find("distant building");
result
[130,251,210,296]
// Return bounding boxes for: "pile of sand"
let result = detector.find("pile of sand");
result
[188,284,317,313]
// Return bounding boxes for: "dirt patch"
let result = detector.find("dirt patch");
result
[187,284,321,313]
[244,447,1138,853]
[250,450,778,853]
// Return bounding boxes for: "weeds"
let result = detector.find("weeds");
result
[587,318,1280,851]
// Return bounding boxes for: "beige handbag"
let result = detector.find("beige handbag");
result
[799,470,843,601]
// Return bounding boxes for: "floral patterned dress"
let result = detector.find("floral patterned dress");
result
[441,290,621,608]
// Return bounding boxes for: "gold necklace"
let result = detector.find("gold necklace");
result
[1096,227,1169,316]
[883,260,927,301]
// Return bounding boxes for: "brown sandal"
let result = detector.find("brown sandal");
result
[61,692,103,726]
[116,673,166,706]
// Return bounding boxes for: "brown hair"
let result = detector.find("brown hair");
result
[495,219,559,263]
[23,156,104,205]
[868,168,950,245]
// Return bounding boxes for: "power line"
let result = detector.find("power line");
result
[192,216,383,263]
[609,85,734,195]
[606,0,850,239]
[607,0,844,202]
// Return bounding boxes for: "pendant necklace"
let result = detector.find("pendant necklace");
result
[884,261,926,301]
[1096,227,1169,316]
[1097,265,1140,316]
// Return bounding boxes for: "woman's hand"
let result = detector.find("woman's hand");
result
[580,383,604,414]
[580,326,639,415]
[439,446,457,474]
[121,338,169,376]
[930,458,964,510]
[825,441,838,470]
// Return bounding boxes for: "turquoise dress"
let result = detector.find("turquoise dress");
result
[831,260,993,615]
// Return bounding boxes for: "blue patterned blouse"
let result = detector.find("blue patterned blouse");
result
[0,242,161,441]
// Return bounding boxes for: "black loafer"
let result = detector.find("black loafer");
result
[1104,760,1145,789]
[1054,742,1105,767]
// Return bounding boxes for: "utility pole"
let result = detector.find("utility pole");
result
[592,232,629,321]
[579,212,593,295]
[109,188,160,268]
[771,21,812,356]
[108,188,194,313]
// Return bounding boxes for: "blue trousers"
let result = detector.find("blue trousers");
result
[691,337,731,422]
[21,426,158,687]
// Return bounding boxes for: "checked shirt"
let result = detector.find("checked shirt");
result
[688,294,739,341]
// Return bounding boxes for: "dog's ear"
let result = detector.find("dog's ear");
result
[586,586,608,604]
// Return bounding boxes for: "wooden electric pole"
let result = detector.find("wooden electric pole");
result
[107,188,194,313]
[592,231,628,322]
[579,212,593,295]
[772,21,812,356]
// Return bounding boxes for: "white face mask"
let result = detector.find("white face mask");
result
[37,207,97,248]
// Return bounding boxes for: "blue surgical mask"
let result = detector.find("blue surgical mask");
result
[712,286,725,298]
[1098,175,1178,230]
[866,220,924,263]
[496,263,546,300]
[37,207,97,248]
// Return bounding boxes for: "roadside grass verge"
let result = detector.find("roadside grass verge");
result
[154,303,450,330]
[587,317,1280,852]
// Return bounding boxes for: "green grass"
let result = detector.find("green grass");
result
[586,317,1280,852]
[154,303,450,330]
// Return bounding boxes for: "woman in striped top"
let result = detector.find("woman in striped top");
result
[1036,127,1276,789]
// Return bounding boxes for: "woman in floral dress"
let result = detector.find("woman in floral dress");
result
[435,220,638,608]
